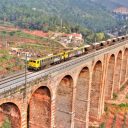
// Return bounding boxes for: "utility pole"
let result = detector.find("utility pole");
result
[61,18,63,29]
[25,53,27,88]
[23,53,27,99]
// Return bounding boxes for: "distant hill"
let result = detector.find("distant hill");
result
[0,0,119,31]
[113,0,128,8]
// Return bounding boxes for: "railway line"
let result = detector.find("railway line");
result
[0,71,33,85]
[0,40,127,95]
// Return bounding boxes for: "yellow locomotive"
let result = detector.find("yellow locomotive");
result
[27,45,91,70]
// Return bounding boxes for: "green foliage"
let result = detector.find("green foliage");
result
[120,85,126,91]
[104,105,108,112]
[122,113,127,128]
[100,122,106,128]
[125,93,128,99]
[0,0,118,32]
[118,103,128,108]
[0,49,13,63]
[1,118,11,128]
[96,32,105,41]
[111,115,117,128]
[113,93,118,100]
[9,31,15,36]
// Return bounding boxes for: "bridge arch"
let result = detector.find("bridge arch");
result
[55,75,73,128]
[90,60,103,119]
[105,54,115,100]
[27,86,51,128]
[121,48,128,85]
[0,102,21,128]
[114,51,122,93]
[74,66,90,127]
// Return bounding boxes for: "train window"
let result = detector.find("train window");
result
[30,60,36,63]
[37,61,39,64]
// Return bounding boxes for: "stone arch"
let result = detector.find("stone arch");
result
[0,102,21,128]
[28,86,51,128]
[105,54,115,100]
[55,75,73,128]
[121,48,128,84]
[74,67,90,127]
[90,60,102,119]
[114,51,122,93]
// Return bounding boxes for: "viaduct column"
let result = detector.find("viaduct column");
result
[86,70,92,128]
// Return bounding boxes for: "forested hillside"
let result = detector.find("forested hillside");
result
[0,0,117,31]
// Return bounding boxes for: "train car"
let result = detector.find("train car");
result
[28,52,65,70]
[100,41,107,46]
[106,39,112,46]
[64,50,72,59]
[111,38,117,45]
[66,45,92,58]
[51,52,65,64]
[75,47,85,56]
[82,44,92,53]
[120,36,125,40]
[106,38,116,46]
[92,42,101,50]
[64,49,78,59]
[28,56,51,70]
[28,58,42,70]
[117,36,122,42]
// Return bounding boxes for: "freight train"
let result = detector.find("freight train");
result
[27,35,127,70]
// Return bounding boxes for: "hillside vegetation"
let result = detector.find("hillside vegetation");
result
[0,0,118,31]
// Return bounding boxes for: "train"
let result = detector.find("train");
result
[27,35,128,70]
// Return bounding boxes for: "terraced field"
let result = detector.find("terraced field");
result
[0,24,65,77]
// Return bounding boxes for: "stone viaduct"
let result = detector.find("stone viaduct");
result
[0,40,128,128]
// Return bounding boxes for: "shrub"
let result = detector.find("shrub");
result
[122,113,126,128]
[113,93,118,100]
[119,103,128,108]
[1,117,11,128]
[120,85,126,91]
[111,115,117,128]
[100,122,105,128]
[125,93,128,99]
[104,105,108,112]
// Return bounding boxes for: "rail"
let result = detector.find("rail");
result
[0,40,127,94]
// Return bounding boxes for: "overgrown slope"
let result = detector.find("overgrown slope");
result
[0,0,118,31]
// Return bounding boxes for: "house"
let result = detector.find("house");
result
[63,33,83,40]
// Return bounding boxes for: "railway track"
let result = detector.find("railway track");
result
[0,40,127,94]
[0,71,33,85]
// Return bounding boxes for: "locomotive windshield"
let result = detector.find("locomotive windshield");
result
[29,60,36,63]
